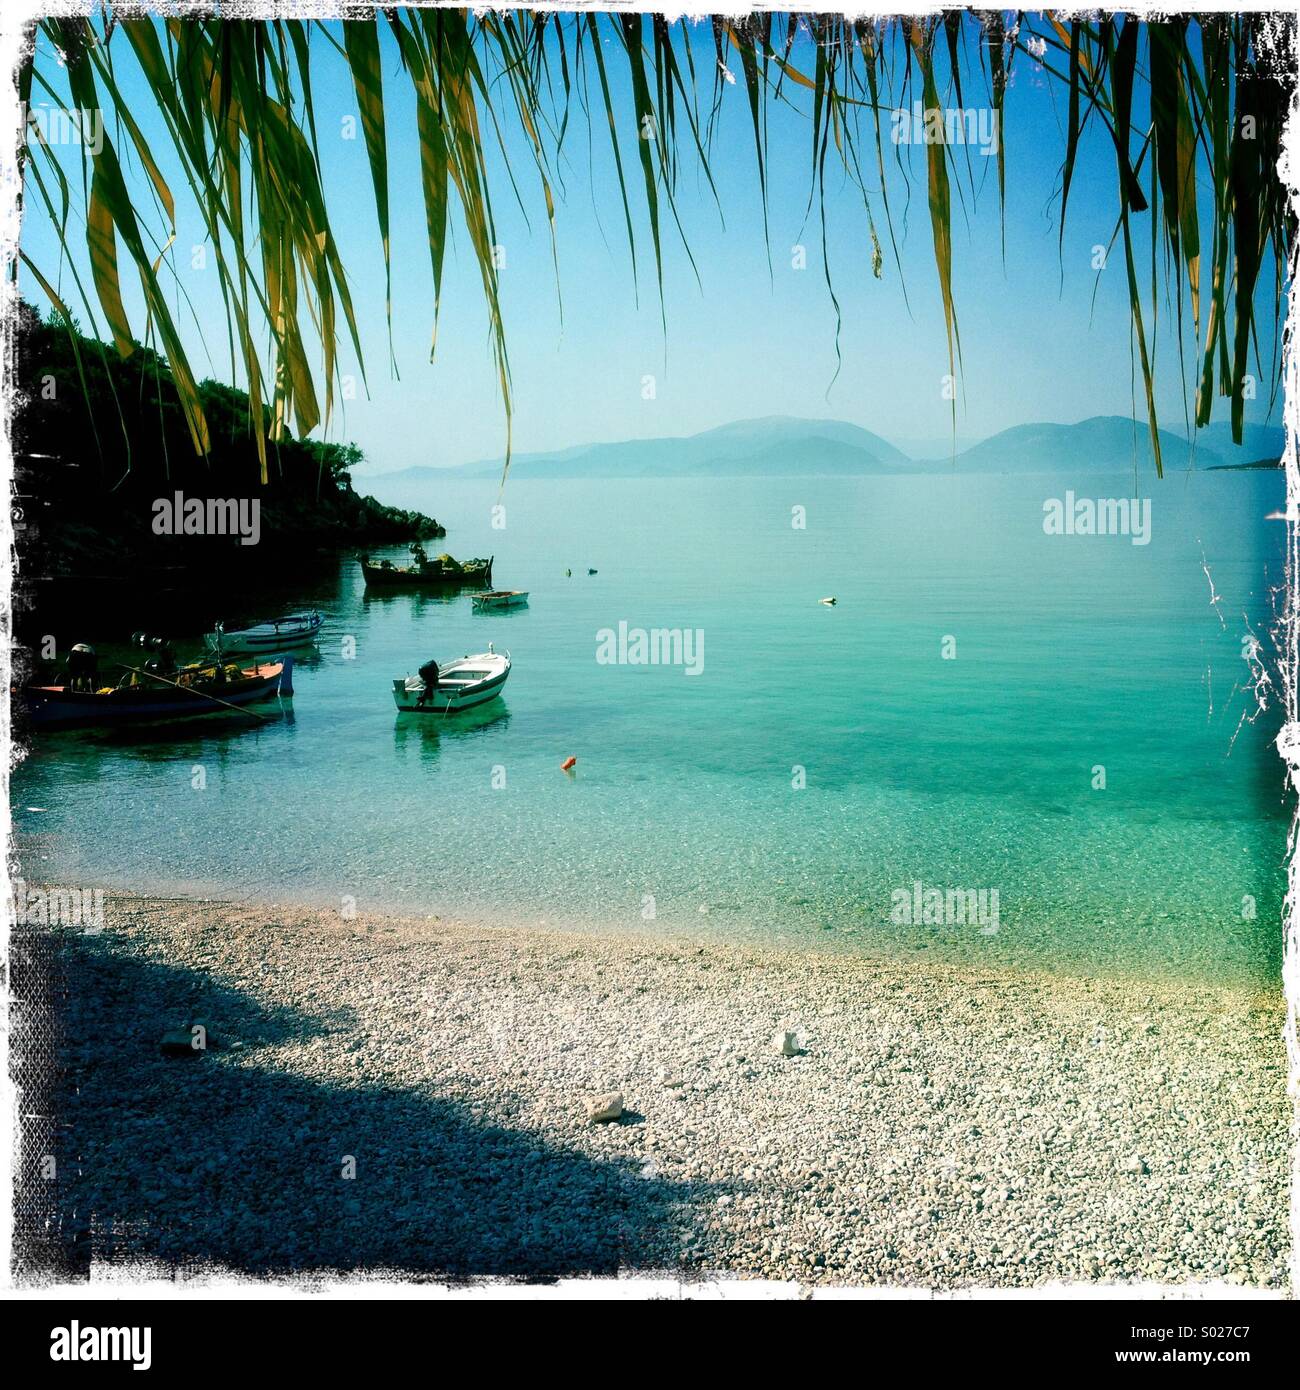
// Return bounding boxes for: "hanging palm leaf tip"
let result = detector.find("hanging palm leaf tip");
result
[20,11,1295,482]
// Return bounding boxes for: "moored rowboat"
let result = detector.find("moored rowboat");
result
[361,552,493,590]
[392,650,511,713]
[24,657,294,729]
[471,590,529,610]
[205,610,322,654]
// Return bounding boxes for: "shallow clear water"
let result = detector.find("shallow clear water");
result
[13,470,1290,984]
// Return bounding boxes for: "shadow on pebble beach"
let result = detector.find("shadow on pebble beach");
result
[14,928,704,1283]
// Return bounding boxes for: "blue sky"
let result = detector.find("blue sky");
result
[19,16,1286,475]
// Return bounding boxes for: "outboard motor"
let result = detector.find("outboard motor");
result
[66,642,98,692]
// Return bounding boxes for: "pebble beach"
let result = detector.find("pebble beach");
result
[21,892,1292,1290]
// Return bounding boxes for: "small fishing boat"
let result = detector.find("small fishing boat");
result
[472,590,529,611]
[392,648,511,713]
[361,545,493,590]
[24,656,294,729]
[205,610,322,655]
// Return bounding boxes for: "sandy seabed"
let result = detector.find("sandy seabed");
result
[12,892,1292,1291]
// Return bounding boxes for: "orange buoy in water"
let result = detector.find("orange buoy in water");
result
[561,756,577,771]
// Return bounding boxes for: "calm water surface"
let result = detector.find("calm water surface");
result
[13,470,1289,984]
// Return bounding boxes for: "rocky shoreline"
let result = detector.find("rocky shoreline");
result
[17,892,1292,1289]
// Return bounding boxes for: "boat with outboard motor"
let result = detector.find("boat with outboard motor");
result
[391,645,511,713]
[23,642,294,729]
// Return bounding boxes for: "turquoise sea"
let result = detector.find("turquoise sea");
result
[13,470,1290,985]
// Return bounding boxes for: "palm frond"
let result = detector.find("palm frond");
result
[19,10,1295,483]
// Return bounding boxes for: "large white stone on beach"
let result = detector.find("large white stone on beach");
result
[775,1029,802,1057]
[585,1091,624,1124]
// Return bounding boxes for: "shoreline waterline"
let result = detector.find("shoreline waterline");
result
[12,814,1288,988]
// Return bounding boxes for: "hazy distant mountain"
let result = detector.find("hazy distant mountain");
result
[449,415,913,479]
[689,416,913,467]
[934,416,1227,473]
[370,412,1286,484]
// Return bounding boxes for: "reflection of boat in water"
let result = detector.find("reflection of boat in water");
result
[205,610,322,655]
[393,700,510,748]
[472,590,528,611]
[392,648,511,713]
[24,654,294,729]
[361,544,492,590]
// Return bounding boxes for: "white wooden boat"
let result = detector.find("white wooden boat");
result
[206,610,322,655]
[472,590,529,611]
[392,648,511,713]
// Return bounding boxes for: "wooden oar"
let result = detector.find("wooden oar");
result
[114,663,272,721]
